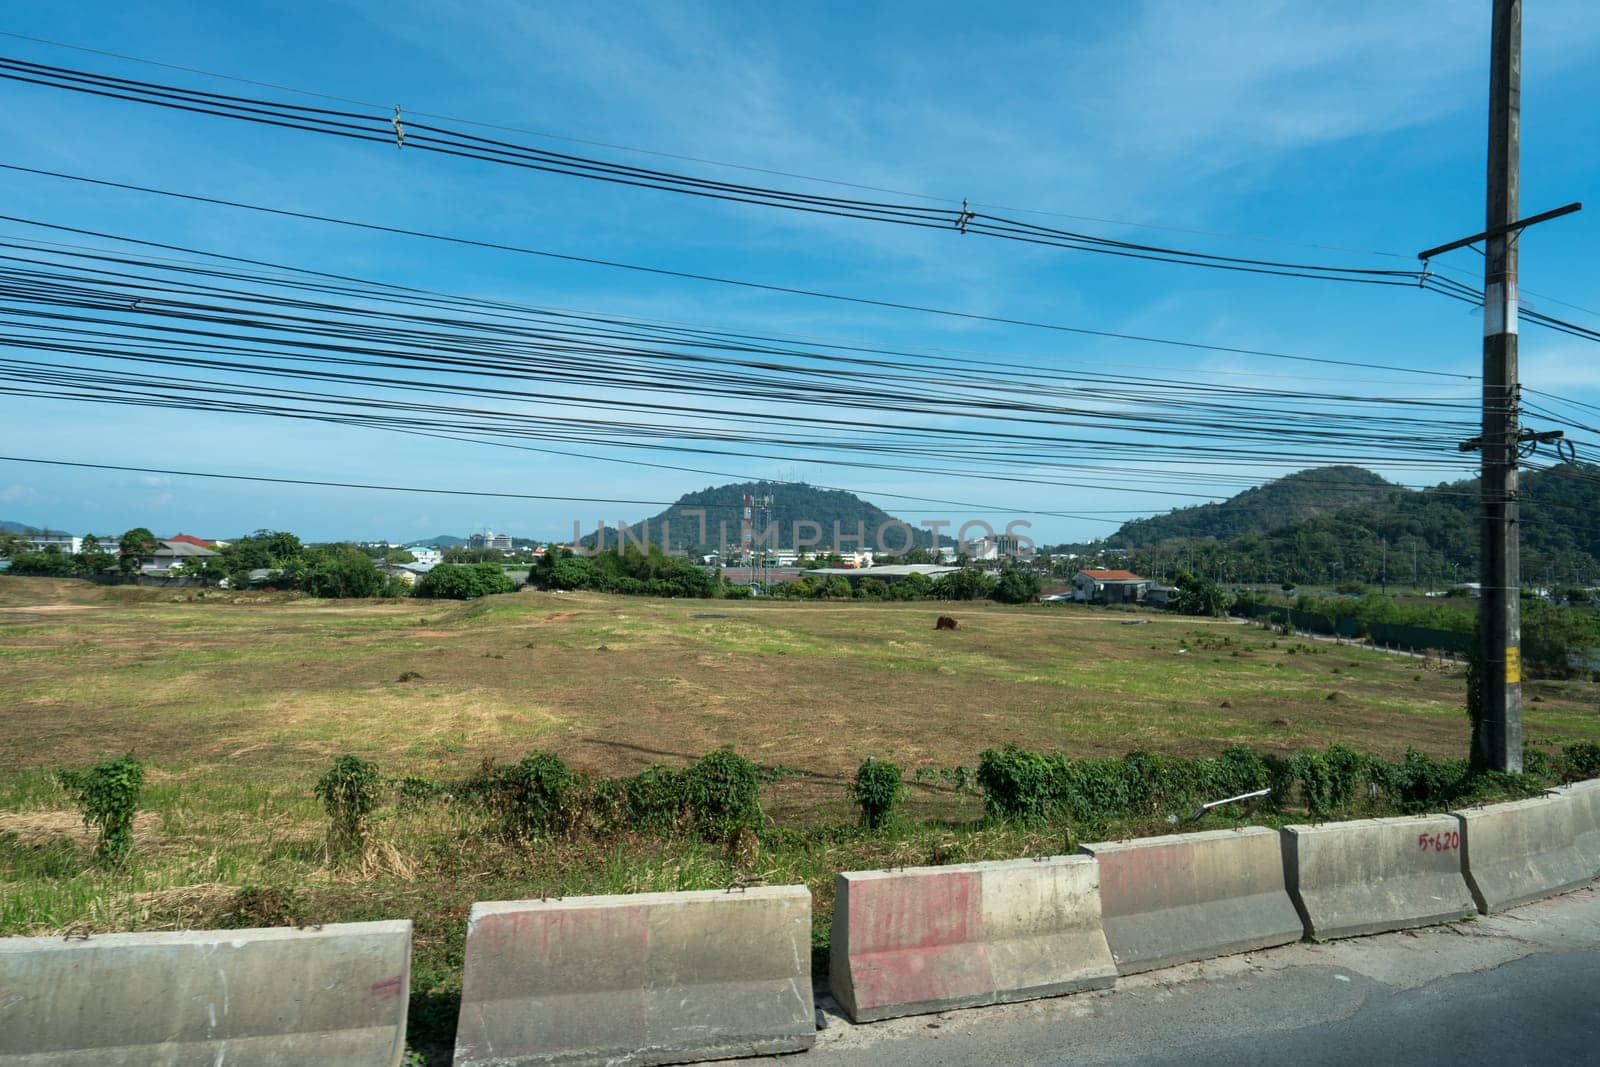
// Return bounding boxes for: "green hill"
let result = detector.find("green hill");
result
[1112,466,1399,549]
[0,521,67,536]
[1110,462,1600,587]
[582,481,942,553]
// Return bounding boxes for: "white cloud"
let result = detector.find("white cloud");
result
[0,483,40,504]
[1522,343,1600,392]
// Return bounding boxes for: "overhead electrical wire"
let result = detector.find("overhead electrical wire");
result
[0,41,1591,539]
[0,55,1430,288]
[0,240,1485,458]
[0,170,1479,382]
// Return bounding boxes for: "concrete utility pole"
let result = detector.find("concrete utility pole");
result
[1478,0,1523,772]
[1419,1,1580,772]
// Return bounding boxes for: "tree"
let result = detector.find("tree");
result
[302,545,386,598]
[117,527,159,575]
[76,534,116,576]
[415,562,514,599]
[1172,572,1225,616]
[857,577,890,600]
[992,567,1043,604]
[897,572,933,600]
[7,545,76,576]
[934,568,996,601]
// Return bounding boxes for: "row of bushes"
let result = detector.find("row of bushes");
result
[314,748,765,855]
[56,740,1600,869]
[527,546,721,599]
[967,742,1600,831]
[771,566,1041,604]
[1234,590,1600,676]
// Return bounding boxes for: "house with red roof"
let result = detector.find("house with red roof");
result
[164,533,214,549]
[1073,568,1151,604]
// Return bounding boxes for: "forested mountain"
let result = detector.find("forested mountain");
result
[583,481,942,552]
[1109,462,1600,587]
[1112,467,1398,548]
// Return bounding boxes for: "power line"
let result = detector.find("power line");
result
[0,55,1430,287]
[0,28,1436,259]
[0,166,1477,381]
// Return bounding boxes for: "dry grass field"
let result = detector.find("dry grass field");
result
[3,574,1596,1058]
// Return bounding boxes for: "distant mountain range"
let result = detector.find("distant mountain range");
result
[0,521,67,536]
[1110,466,1398,548]
[1104,462,1600,585]
[8,463,1598,583]
[582,480,945,552]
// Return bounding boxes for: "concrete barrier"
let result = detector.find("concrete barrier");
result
[1561,779,1600,878]
[1080,827,1303,973]
[453,886,814,1067]
[829,856,1115,1023]
[0,920,411,1066]
[1454,793,1593,913]
[1283,816,1476,939]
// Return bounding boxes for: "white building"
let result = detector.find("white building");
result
[27,533,81,554]
[143,540,220,574]
[406,547,444,566]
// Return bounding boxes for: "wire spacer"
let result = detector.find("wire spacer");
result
[956,198,974,234]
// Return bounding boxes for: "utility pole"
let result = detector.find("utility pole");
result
[1478,0,1523,773]
[1418,0,1580,773]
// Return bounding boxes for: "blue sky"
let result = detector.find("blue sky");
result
[1,1,1597,545]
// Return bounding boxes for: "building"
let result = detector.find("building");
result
[963,534,1026,562]
[383,562,434,586]
[26,533,81,555]
[165,533,214,549]
[405,547,443,566]
[1144,584,1178,607]
[1073,568,1151,604]
[469,531,514,552]
[805,564,960,584]
[143,539,220,574]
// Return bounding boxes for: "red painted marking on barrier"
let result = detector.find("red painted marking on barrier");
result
[369,974,404,999]
[845,871,992,1011]
[847,871,981,953]
[462,903,651,1001]
[1093,841,1197,913]
[1416,831,1460,853]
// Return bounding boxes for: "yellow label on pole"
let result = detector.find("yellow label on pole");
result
[1505,646,1521,685]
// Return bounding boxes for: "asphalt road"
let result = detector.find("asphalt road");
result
[763,884,1600,1066]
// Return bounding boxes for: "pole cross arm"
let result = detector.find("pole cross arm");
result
[1417,201,1582,261]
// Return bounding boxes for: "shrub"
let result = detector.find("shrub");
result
[314,755,380,854]
[492,752,580,840]
[991,567,1041,605]
[395,774,443,809]
[851,758,905,830]
[415,562,515,599]
[680,747,763,843]
[976,745,1059,824]
[600,764,692,835]
[64,755,144,864]
[1565,742,1600,781]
